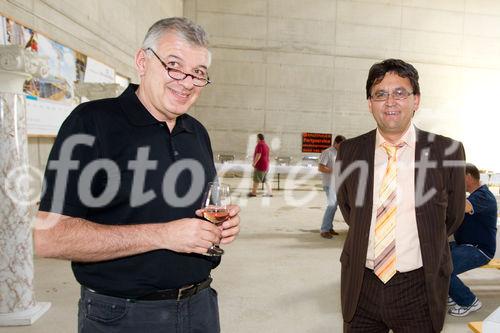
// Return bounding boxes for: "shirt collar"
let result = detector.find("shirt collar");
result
[119,83,194,133]
[470,184,486,195]
[172,115,194,135]
[376,123,416,149]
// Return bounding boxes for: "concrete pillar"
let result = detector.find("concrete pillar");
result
[0,45,50,326]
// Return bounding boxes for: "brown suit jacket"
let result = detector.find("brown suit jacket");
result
[336,128,465,332]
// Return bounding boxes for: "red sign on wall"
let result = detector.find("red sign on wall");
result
[302,133,332,153]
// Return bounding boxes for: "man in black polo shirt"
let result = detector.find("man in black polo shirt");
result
[34,17,240,333]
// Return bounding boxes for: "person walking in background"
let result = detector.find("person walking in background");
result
[248,133,272,197]
[336,59,465,332]
[318,134,346,239]
[448,163,497,317]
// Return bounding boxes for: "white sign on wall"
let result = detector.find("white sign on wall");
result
[84,57,115,83]
[26,96,75,136]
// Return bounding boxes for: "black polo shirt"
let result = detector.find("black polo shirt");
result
[39,84,219,297]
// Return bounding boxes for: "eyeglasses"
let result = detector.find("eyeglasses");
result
[146,48,211,87]
[370,88,413,101]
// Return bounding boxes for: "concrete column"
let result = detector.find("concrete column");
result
[0,45,50,326]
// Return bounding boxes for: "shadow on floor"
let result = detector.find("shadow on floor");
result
[237,229,346,249]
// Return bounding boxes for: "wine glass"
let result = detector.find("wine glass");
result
[201,182,231,256]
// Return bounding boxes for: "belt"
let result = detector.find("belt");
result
[84,277,212,301]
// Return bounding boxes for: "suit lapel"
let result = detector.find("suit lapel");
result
[414,127,434,224]
[361,130,376,230]
[414,127,432,162]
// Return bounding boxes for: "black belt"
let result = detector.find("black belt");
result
[84,277,212,301]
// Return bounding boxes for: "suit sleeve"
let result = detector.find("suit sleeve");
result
[335,144,351,226]
[445,142,466,236]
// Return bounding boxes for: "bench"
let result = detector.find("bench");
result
[481,258,500,269]
[465,260,499,333]
[468,321,482,333]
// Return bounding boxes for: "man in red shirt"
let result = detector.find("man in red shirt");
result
[248,133,272,197]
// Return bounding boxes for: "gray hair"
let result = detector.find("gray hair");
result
[142,17,211,65]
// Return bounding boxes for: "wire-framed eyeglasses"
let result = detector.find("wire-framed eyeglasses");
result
[370,88,413,101]
[146,48,211,87]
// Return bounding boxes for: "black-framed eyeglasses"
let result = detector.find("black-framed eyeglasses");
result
[370,88,413,101]
[146,48,211,87]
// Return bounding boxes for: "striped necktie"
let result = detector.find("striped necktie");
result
[374,143,402,283]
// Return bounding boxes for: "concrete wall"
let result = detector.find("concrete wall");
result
[185,0,500,171]
[0,0,183,193]
[2,0,500,184]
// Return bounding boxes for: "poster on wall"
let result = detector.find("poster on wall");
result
[0,15,77,136]
[3,17,31,45]
[75,51,87,83]
[24,34,77,102]
[84,57,115,83]
[0,14,128,136]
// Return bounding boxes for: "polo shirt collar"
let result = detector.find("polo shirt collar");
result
[119,83,194,133]
[172,116,194,135]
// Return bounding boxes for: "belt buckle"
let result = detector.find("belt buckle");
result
[177,284,194,301]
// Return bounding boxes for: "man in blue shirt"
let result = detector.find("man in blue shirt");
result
[448,163,498,317]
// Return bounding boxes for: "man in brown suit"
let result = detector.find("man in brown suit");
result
[336,59,465,332]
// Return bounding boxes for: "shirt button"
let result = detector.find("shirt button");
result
[159,123,165,127]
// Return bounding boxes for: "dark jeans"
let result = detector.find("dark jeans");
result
[78,286,220,333]
[449,241,490,306]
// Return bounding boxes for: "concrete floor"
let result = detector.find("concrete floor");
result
[3,178,499,332]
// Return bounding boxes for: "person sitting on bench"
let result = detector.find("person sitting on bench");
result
[448,163,498,317]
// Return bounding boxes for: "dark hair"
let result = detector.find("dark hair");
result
[366,59,420,99]
[334,135,346,144]
[257,133,264,140]
[465,163,480,181]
